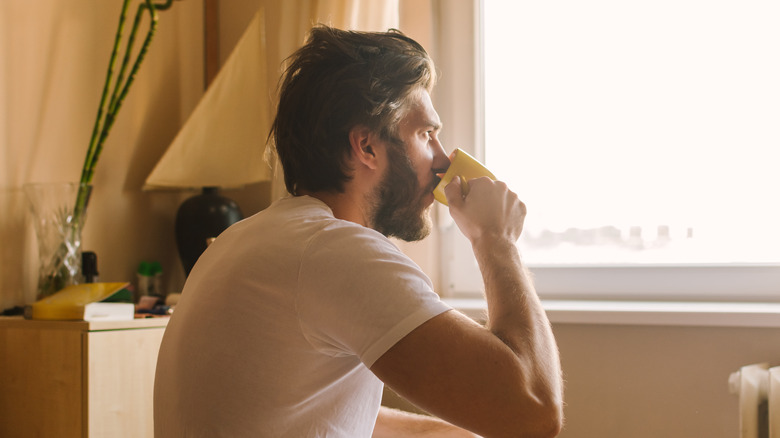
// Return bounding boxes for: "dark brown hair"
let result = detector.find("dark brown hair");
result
[269,25,436,195]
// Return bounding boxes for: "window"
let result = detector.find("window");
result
[440,0,780,301]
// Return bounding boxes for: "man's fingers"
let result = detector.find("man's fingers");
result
[444,176,464,208]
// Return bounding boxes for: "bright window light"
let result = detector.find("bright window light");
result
[483,0,780,265]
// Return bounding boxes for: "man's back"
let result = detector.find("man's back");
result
[154,196,450,437]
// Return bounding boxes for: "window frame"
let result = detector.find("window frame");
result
[434,0,780,303]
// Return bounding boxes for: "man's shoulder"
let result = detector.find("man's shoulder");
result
[267,195,333,218]
[274,196,396,246]
[310,219,398,256]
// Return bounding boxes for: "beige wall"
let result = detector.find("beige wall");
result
[554,322,780,437]
[0,0,272,309]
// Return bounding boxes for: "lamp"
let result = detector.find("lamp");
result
[144,9,271,275]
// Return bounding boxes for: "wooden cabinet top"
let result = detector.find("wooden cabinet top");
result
[0,316,169,331]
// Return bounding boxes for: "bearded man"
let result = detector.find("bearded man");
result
[154,25,563,438]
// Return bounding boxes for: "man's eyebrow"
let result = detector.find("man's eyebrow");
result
[426,119,443,131]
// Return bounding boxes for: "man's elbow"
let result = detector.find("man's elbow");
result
[541,384,566,436]
[535,402,564,438]
[507,395,564,438]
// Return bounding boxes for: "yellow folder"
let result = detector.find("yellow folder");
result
[31,282,133,321]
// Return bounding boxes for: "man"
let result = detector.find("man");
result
[154,26,563,437]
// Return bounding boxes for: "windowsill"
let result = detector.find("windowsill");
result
[445,298,780,328]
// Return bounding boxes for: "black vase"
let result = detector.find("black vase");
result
[175,187,242,276]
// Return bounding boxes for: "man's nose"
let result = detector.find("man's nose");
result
[432,141,451,173]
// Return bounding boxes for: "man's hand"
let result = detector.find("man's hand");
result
[443,176,526,245]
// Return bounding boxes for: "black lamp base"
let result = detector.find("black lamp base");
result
[175,187,243,275]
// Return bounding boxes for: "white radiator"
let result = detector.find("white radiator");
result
[729,363,780,438]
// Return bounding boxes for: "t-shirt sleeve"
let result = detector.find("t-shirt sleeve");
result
[296,225,452,368]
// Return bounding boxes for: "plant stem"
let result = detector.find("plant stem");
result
[74,0,175,223]
[83,0,131,175]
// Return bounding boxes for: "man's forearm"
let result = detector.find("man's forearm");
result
[471,236,563,414]
[395,175,563,436]
[373,406,480,438]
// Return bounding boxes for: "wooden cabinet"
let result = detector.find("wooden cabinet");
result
[0,317,168,437]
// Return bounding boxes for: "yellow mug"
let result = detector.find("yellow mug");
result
[433,148,496,206]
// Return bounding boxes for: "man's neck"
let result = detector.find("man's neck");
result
[298,190,372,229]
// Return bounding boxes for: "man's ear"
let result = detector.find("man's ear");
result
[348,125,381,170]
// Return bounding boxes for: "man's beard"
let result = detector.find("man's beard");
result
[369,144,436,242]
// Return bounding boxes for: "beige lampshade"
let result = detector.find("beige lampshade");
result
[144,8,272,189]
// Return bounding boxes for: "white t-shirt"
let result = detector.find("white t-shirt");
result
[154,196,451,437]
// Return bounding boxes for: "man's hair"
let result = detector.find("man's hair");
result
[269,25,436,195]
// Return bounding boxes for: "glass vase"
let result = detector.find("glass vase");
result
[24,182,91,300]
